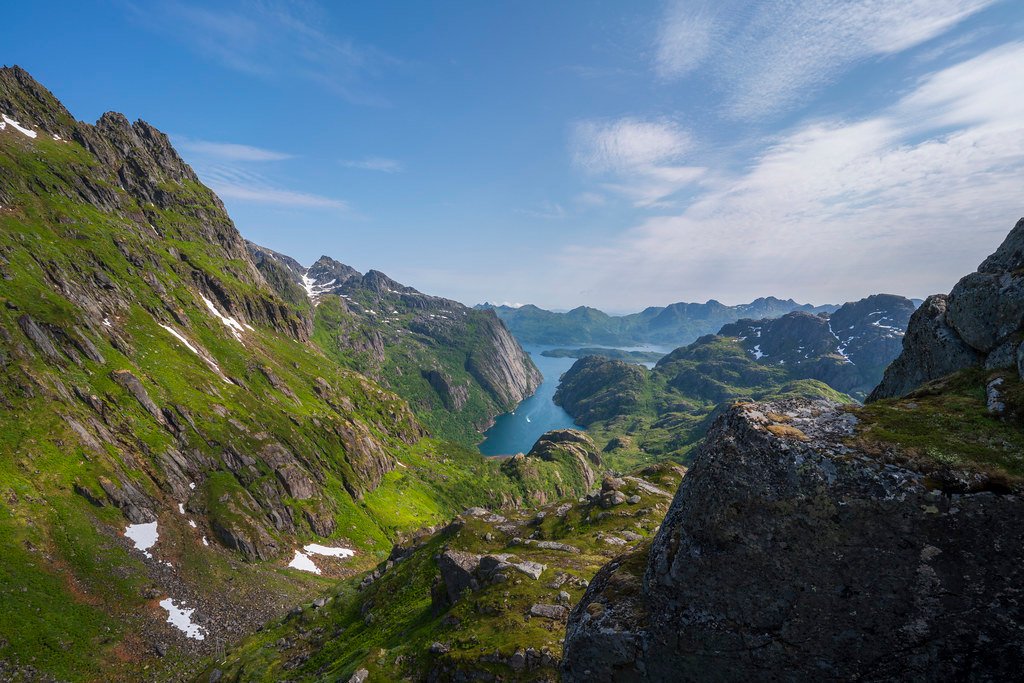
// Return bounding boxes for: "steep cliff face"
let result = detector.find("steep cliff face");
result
[562,399,1024,681]
[249,247,542,443]
[871,218,1024,400]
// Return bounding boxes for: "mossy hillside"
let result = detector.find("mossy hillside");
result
[853,367,1024,489]
[208,463,686,682]
[0,111,584,680]
[555,336,852,470]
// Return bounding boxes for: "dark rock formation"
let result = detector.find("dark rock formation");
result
[562,400,1024,681]
[872,218,1024,400]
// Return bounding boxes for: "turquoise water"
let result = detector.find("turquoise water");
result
[478,344,670,456]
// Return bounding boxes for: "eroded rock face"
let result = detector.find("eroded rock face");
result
[562,400,1024,682]
[871,218,1024,400]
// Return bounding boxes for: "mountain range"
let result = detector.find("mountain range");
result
[479,298,839,347]
[550,293,915,468]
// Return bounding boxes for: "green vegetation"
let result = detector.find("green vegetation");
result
[208,463,686,682]
[0,83,585,681]
[311,288,538,447]
[555,336,852,469]
[853,368,1024,489]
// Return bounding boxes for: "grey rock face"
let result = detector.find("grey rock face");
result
[111,369,165,425]
[869,295,983,400]
[562,400,1024,682]
[947,272,1024,352]
[436,549,481,605]
[529,603,568,621]
[872,218,1024,400]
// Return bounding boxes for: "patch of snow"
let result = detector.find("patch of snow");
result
[159,323,233,384]
[300,271,337,306]
[288,550,321,574]
[827,321,855,364]
[159,598,206,640]
[103,318,112,328]
[199,294,245,342]
[160,324,200,355]
[304,543,355,558]
[177,503,185,515]
[52,134,61,141]
[751,344,764,360]
[188,519,197,529]
[1,114,38,139]
[202,536,209,546]
[125,521,159,558]
[189,482,196,490]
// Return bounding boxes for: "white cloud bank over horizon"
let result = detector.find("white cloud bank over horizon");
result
[551,41,1024,311]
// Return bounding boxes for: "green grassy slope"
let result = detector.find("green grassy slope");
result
[205,463,686,682]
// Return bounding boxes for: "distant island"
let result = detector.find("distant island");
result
[540,347,666,363]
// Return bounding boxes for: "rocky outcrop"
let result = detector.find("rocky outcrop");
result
[871,218,1024,399]
[562,399,1024,681]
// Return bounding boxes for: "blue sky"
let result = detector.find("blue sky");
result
[3,1,1023,311]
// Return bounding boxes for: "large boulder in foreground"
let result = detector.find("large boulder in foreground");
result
[562,399,1024,682]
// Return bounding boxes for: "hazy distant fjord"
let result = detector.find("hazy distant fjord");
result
[478,343,671,456]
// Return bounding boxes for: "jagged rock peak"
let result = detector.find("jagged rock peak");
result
[308,255,361,285]
[870,217,1024,400]
[0,64,77,137]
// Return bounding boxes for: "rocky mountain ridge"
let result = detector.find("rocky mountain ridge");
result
[872,217,1024,400]
[248,245,542,443]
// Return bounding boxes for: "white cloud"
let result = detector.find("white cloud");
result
[127,1,395,106]
[573,117,692,173]
[340,157,404,173]
[175,137,292,161]
[197,164,348,210]
[653,0,998,120]
[209,182,349,209]
[572,117,704,206]
[654,0,720,79]
[559,42,1024,309]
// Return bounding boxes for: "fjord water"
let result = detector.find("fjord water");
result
[479,344,668,456]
